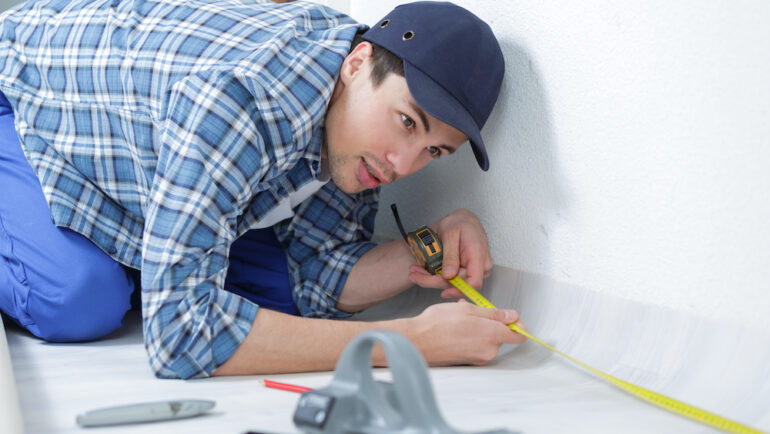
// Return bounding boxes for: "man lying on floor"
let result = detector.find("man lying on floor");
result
[0,0,525,379]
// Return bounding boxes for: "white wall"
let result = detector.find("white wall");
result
[348,1,770,332]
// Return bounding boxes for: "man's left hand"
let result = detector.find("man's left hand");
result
[407,208,493,298]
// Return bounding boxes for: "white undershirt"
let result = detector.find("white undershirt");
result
[253,159,330,228]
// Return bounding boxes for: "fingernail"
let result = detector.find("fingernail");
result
[444,266,456,275]
[504,310,517,323]
[408,275,416,284]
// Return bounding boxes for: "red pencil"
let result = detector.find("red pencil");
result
[259,379,313,394]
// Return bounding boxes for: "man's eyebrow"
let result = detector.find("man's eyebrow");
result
[439,144,457,155]
[407,100,431,133]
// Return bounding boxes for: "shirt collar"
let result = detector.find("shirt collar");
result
[304,125,326,180]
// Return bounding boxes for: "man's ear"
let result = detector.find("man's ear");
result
[339,41,373,86]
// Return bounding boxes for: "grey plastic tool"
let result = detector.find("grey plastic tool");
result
[293,330,517,434]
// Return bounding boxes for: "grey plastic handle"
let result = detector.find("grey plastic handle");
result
[293,330,517,434]
[332,330,454,432]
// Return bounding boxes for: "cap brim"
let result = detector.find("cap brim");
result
[403,62,489,171]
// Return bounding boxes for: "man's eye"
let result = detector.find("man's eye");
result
[427,146,442,158]
[400,113,415,129]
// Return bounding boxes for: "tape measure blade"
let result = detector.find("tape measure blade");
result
[445,275,496,308]
[441,274,763,434]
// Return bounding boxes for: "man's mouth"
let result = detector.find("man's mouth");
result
[364,160,382,182]
[358,158,382,189]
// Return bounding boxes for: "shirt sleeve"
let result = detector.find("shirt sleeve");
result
[141,70,280,379]
[273,182,379,319]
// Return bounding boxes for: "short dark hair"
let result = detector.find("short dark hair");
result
[350,31,404,87]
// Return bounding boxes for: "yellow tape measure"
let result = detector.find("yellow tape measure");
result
[442,273,763,434]
[388,203,763,434]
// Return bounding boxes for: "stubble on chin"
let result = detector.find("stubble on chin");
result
[326,152,361,194]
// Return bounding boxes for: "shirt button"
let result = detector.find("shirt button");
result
[108,245,117,255]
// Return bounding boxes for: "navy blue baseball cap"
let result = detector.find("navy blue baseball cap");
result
[362,1,504,171]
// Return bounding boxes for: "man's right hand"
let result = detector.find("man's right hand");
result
[408,299,527,366]
[213,299,526,376]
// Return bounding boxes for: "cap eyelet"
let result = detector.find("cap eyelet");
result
[379,19,390,28]
[402,30,415,41]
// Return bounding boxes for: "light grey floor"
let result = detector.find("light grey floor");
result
[0,0,23,13]
[3,267,770,433]
[0,315,23,434]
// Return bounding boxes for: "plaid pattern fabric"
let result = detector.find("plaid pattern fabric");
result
[0,0,378,379]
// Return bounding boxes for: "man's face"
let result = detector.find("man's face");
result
[324,43,468,194]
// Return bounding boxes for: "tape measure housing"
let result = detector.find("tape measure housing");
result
[407,226,443,275]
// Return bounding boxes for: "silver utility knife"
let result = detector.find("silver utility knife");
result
[76,399,215,427]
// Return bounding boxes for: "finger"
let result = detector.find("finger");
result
[512,318,527,333]
[409,271,454,289]
[468,305,514,323]
[444,268,485,298]
[500,324,527,344]
[506,310,520,324]
[450,239,488,290]
[463,256,485,290]
[444,269,481,295]
[440,227,460,278]
[472,307,527,345]
[440,287,464,299]
[409,264,432,276]
[506,319,528,344]
[498,314,528,344]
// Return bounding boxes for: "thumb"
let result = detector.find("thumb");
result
[441,229,460,278]
[483,308,519,325]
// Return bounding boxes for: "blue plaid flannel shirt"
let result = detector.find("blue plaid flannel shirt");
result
[0,0,378,379]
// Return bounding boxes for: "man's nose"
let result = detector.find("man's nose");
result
[386,143,426,178]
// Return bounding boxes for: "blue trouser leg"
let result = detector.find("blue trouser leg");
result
[1,89,298,343]
[0,91,135,342]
